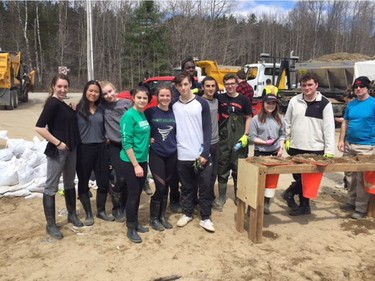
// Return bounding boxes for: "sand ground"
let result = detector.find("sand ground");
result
[0,93,374,281]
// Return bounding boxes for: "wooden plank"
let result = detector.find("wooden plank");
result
[265,163,375,174]
[235,199,246,233]
[238,159,259,209]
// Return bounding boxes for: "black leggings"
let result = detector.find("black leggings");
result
[116,161,148,224]
[108,142,127,194]
[76,142,109,194]
[149,148,177,202]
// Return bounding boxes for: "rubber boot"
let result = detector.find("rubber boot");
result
[64,189,84,227]
[111,191,126,222]
[289,196,311,216]
[96,192,115,221]
[43,194,63,239]
[160,195,173,229]
[150,200,164,231]
[126,222,142,243]
[281,181,299,210]
[213,183,227,211]
[79,192,94,226]
[264,197,271,215]
[136,220,149,233]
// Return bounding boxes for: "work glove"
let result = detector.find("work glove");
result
[191,88,200,95]
[238,135,249,148]
[324,153,334,158]
[265,139,276,146]
[192,158,204,174]
[285,139,291,153]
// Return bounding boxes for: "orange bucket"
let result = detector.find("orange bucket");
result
[301,173,323,199]
[266,174,279,189]
[364,171,375,194]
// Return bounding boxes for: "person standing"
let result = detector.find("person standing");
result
[119,86,151,243]
[338,76,375,219]
[145,84,177,231]
[181,56,201,93]
[283,72,335,216]
[214,73,252,211]
[35,74,83,239]
[236,69,254,105]
[249,94,285,214]
[172,74,214,232]
[100,80,133,222]
[76,80,114,226]
[201,76,220,213]
[262,78,279,98]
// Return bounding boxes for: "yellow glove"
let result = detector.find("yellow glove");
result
[239,135,249,148]
[324,153,334,158]
[285,139,291,153]
[191,88,199,95]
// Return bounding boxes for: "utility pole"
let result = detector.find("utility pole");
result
[86,0,94,80]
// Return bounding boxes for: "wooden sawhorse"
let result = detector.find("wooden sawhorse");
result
[236,158,375,243]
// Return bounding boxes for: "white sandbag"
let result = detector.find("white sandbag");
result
[3,189,31,197]
[20,147,46,168]
[0,148,14,161]
[6,138,33,158]
[0,157,19,186]
[33,177,46,187]
[0,130,8,140]
[33,137,48,153]
[0,186,11,195]
[33,162,47,178]
[26,182,45,193]
[17,158,35,185]
[25,193,43,199]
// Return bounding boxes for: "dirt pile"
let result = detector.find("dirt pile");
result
[313,52,373,62]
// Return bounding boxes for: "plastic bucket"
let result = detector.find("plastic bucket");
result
[364,171,375,194]
[265,174,279,189]
[264,187,276,198]
[301,173,323,199]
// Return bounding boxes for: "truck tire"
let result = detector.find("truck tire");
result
[5,90,15,110]
[20,89,29,102]
[13,89,19,108]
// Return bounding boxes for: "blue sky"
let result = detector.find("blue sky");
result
[234,0,297,18]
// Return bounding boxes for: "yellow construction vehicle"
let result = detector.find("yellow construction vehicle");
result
[0,51,36,110]
[195,60,241,91]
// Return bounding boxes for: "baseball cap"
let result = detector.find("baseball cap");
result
[263,94,279,103]
[353,76,371,89]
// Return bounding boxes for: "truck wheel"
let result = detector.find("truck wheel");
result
[20,90,29,102]
[5,91,15,110]
[13,90,19,108]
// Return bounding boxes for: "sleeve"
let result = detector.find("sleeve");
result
[36,100,54,128]
[248,117,258,143]
[284,99,292,140]
[278,116,286,142]
[120,112,135,151]
[200,98,212,159]
[242,95,253,117]
[323,102,336,155]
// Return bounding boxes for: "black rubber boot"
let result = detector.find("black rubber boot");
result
[96,192,115,221]
[136,221,149,233]
[160,195,172,229]
[281,182,299,210]
[150,200,164,231]
[264,197,271,215]
[126,222,142,243]
[79,192,94,226]
[289,196,311,216]
[111,191,126,222]
[43,194,64,239]
[64,189,84,227]
[213,183,227,211]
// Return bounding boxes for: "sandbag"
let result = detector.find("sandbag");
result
[0,157,18,186]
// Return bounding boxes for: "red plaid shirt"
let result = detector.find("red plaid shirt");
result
[237,81,254,104]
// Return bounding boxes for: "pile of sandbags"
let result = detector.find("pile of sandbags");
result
[0,130,48,199]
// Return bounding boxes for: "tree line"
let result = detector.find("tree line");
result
[0,0,374,91]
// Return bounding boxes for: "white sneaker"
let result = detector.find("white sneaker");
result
[199,219,215,232]
[177,215,193,227]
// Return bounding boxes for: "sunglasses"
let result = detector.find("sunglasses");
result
[354,85,366,89]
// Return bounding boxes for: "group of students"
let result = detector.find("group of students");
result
[36,64,374,243]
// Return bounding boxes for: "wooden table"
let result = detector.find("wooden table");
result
[236,158,375,243]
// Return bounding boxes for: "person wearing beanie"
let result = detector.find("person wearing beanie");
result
[236,69,254,105]
[338,75,375,219]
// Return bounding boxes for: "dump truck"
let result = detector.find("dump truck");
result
[196,60,241,91]
[0,51,36,110]
[245,53,375,116]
